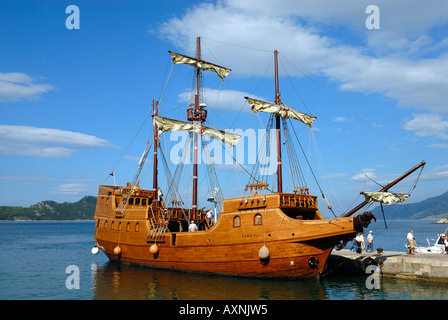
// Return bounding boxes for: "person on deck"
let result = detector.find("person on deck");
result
[206,210,213,225]
[189,221,198,232]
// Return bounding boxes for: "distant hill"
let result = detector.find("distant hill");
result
[0,196,97,221]
[371,190,448,220]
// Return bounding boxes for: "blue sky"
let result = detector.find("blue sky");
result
[1,0,447,218]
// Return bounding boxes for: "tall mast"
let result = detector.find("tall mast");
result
[152,99,159,208]
[187,36,206,221]
[168,37,231,220]
[274,50,283,193]
[193,37,200,220]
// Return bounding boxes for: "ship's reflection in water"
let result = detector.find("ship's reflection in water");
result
[91,261,448,300]
[91,261,327,300]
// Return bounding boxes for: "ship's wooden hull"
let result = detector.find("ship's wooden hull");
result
[94,186,356,278]
[97,237,339,278]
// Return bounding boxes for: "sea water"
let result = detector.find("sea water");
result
[0,220,447,300]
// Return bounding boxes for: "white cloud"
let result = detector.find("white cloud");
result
[351,169,377,181]
[420,164,448,181]
[333,116,353,123]
[324,172,348,179]
[429,143,448,149]
[0,125,111,158]
[227,0,448,51]
[403,114,448,139]
[155,0,448,116]
[0,72,55,102]
[51,183,89,195]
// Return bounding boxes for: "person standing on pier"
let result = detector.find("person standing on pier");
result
[407,229,415,255]
[444,233,448,255]
[355,232,365,254]
[367,231,374,252]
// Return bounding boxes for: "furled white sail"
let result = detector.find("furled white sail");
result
[153,116,240,147]
[169,51,231,80]
[245,97,316,127]
[362,192,409,205]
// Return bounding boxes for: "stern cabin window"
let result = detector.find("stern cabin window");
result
[254,214,263,226]
[233,216,241,228]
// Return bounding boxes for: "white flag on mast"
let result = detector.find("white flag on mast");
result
[246,97,316,127]
[169,51,231,80]
[153,116,240,147]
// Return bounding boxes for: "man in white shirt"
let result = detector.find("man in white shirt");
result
[366,231,374,252]
[206,210,213,225]
[407,229,415,255]
[189,221,198,232]
[355,232,365,254]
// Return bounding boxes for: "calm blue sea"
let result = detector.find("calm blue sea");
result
[0,219,447,300]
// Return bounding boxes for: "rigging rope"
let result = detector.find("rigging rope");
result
[282,118,308,191]
[158,63,175,108]
[101,107,153,185]
[201,37,273,53]
[201,139,224,214]
[159,143,191,224]
[288,119,337,217]
[280,53,422,162]
[310,129,344,213]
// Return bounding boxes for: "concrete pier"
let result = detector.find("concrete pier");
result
[326,249,448,283]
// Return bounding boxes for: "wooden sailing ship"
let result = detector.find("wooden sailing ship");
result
[93,37,425,278]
